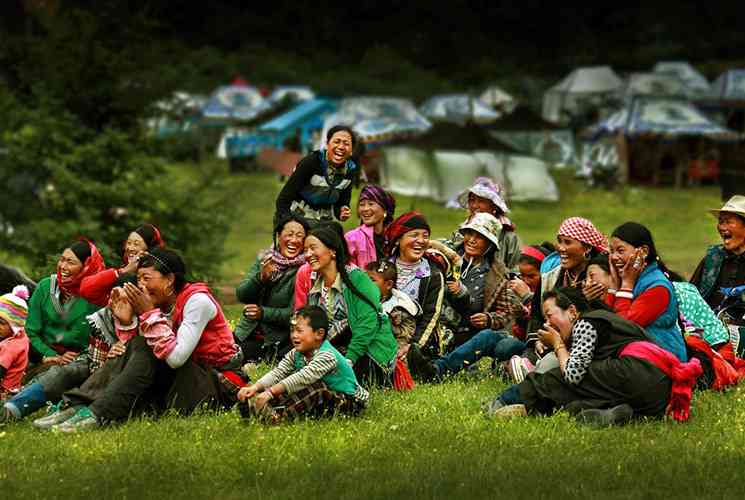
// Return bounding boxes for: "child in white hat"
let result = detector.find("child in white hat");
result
[0,286,30,398]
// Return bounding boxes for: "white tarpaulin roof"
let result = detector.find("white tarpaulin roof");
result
[622,73,687,101]
[267,86,315,104]
[584,96,738,140]
[321,97,431,144]
[653,61,710,95]
[419,94,501,125]
[380,147,558,203]
[542,66,623,123]
[709,70,745,101]
[202,84,271,121]
[479,86,517,112]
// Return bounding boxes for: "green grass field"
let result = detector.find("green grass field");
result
[2,166,740,500]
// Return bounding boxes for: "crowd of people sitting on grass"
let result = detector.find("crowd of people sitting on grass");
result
[2,124,745,431]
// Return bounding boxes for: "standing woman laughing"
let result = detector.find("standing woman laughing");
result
[275,125,360,226]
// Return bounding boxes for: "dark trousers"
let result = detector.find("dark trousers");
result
[353,354,390,388]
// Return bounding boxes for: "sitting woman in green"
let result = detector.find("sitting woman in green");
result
[234,215,309,362]
[24,240,104,378]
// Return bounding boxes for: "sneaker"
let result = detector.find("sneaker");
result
[52,406,100,433]
[33,406,79,430]
[508,356,527,383]
[490,404,527,419]
[575,404,634,428]
[406,345,439,382]
[482,396,505,416]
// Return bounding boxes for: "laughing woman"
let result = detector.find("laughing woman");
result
[606,222,687,361]
[275,125,360,225]
[486,287,702,426]
[345,184,396,269]
[54,249,242,431]
[234,215,309,362]
[25,240,104,371]
[79,223,165,307]
[304,225,397,386]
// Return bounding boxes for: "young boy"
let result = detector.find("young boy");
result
[237,305,368,423]
[0,286,30,400]
[365,261,421,351]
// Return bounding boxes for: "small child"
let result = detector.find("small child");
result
[364,260,421,351]
[237,305,368,423]
[0,286,30,399]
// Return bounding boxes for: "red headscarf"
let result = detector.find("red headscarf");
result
[57,239,106,297]
[557,217,607,253]
[383,211,430,257]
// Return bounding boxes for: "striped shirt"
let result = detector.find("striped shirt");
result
[257,347,369,403]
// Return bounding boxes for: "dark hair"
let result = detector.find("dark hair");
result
[588,253,611,275]
[365,260,397,283]
[114,272,138,288]
[543,286,611,314]
[610,222,683,282]
[137,248,187,292]
[272,214,310,249]
[518,241,556,269]
[308,225,381,321]
[67,241,91,264]
[294,305,329,339]
[326,125,357,148]
[133,224,161,248]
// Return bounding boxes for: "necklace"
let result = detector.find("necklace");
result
[563,269,582,288]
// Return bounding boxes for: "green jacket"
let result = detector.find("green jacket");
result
[25,276,99,358]
[233,256,299,348]
[341,269,397,366]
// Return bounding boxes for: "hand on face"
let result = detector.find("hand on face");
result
[582,279,607,301]
[123,282,155,315]
[509,277,531,298]
[110,287,135,324]
[621,248,647,287]
[339,206,352,221]
[538,324,562,350]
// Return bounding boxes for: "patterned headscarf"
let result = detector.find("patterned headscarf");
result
[57,239,106,297]
[457,177,514,230]
[383,211,430,257]
[557,217,608,253]
[359,184,396,225]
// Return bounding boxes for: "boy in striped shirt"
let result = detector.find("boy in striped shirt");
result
[237,305,368,423]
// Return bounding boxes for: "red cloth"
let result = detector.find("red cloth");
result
[0,330,29,392]
[293,263,313,310]
[172,283,237,368]
[685,335,740,390]
[619,341,702,422]
[79,268,119,308]
[716,341,745,381]
[57,239,106,298]
[392,358,415,391]
[607,286,669,328]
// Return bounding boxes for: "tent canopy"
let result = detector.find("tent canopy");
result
[584,96,738,141]
[622,73,687,102]
[202,83,271,122]
[653,61,710,95]
[387,122,520,153]
[419,94,501,125]
[267,85,315,104]
[478,85,517,113]
[321,96,431,145]
[542,66,623,123]
[708,70,745,102]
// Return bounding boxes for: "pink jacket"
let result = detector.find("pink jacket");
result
[345,224,378,271]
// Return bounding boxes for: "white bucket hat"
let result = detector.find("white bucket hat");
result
[709,195,745,218]
[458,212,502,249]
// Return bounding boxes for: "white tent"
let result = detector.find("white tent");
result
[542,66,623,124]
[653,61,710,97]
[479,85,517,113]
[622,73,687,102]
[419,94,501,125]
[379,148,558,203]
[267,85,315,104]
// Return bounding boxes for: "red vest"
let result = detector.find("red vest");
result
[172,283,236,367]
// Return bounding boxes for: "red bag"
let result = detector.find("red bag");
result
[685,335,739,391]
[392,358,416,391]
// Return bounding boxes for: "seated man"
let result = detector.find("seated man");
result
[237,306,368,423]
[691,195,745,311]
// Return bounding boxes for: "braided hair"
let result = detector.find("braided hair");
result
[308,225,381,321]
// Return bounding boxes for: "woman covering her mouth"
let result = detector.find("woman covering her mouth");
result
[234,214,309,363]
[79,223,165,307]
[274,125,361,226]
[24,240,104,378]
[345,184,396,270]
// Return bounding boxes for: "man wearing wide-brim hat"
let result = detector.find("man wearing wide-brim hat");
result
[690,195,745,310]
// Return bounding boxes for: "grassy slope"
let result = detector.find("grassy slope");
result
[1,167,737,500]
